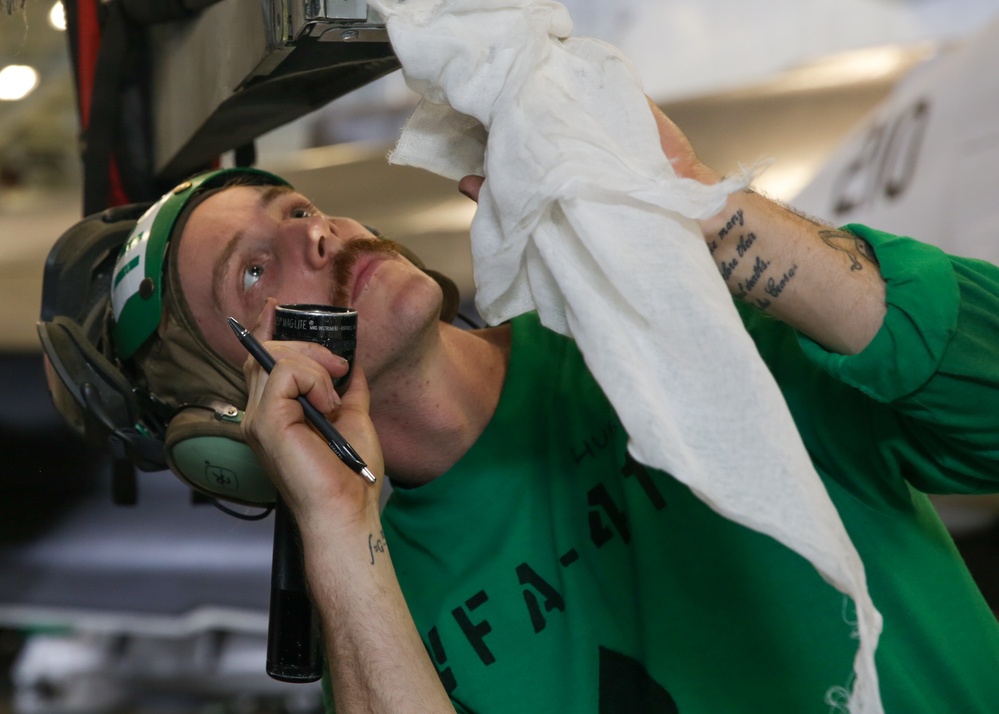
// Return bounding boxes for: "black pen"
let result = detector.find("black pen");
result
[227,316,377,485]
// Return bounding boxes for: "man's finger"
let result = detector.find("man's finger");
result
[458,175,484,203]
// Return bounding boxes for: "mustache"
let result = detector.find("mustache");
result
[330,236,405,306]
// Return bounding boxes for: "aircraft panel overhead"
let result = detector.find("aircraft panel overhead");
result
[794,17,999,263]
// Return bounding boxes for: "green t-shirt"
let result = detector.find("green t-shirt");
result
[378,226,999,713]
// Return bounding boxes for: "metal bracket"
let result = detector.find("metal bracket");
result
[149,0,398,181]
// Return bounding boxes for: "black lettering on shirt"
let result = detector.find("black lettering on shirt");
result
[559,549,580,567]
[571,421,618,465]
[451,590,495,666]
[587,483,631,547]
[516,562,566,634]
[599,647,679,713]
[621,455,667,511]
[424,627,458,695]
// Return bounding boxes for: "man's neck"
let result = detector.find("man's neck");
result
[369,322,512,486]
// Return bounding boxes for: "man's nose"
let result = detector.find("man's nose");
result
[301,217,338,269]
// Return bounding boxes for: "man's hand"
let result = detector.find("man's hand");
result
[645,98,722,186]
[240,298,383,530]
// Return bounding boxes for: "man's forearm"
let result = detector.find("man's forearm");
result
[701,187,887,355]
[299,511,455,714]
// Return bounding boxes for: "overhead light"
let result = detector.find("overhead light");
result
[769,44,936,93]
[48,1,67,31]
[0,65,39,101]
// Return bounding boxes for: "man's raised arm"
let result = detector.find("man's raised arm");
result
[650,101,887,355]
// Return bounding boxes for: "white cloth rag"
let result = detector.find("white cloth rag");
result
[369,0,883,710]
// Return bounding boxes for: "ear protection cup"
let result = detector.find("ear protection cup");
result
[35,315,166,469]
[37,204,167,473]
[38,316,135,443]
[164,405,277,506]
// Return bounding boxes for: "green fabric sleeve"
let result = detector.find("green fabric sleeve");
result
[794,224,999,494]
[796,225,960,400]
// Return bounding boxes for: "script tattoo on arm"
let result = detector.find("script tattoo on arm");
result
[368,530,388,565]
[818,229,880,271]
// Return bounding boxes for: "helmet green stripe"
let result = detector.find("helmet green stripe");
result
[111,167,290,359]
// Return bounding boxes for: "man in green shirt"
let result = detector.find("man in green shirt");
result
[100,104,999,711]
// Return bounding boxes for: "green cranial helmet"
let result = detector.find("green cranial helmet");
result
[110,167,290,359]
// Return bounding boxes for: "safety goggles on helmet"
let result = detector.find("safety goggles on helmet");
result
[110,167,290,359]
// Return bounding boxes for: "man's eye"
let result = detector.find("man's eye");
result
[243,264,265,291]
[290,207,313,219]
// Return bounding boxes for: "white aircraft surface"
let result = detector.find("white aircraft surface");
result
[794,16,999,263]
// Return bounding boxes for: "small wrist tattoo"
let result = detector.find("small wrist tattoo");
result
[368,530,388,565]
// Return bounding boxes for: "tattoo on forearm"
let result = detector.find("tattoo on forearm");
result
[717,208,744,240]
[856,237,879,266]
[712,206,801,311]
[710,208,745,255]
[719,257,738,281]
[369,530,388,565]
[818,229,879,271]
[733,255,770,299]
[764,265,798,298]
[736,231,756,256]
